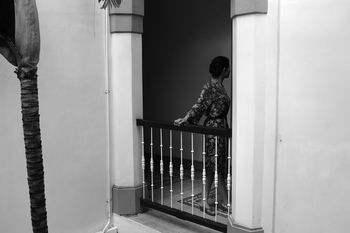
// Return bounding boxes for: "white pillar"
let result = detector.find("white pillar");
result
[228,0,267,232]
[108,0,144,215]
[233,15,264,229]
[110,33,143,187]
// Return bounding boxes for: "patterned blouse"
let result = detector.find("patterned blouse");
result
[185,80,231,173]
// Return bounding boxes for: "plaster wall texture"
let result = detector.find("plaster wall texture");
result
[274,0,350,232]
[231,0,350,231]
[0,1,108,233]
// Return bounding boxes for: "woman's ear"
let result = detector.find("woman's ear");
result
[222,67,228,74]
[222,67,230,78]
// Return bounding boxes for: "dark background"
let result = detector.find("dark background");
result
[142,0,232,161]
[0,0,15,40]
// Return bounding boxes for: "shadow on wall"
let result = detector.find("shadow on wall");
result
[143,0,232,161]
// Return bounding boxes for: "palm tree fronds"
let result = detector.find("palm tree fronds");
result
[98,0,122,9]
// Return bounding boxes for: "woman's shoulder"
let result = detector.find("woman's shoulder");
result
[202,81,212,90]
[200,82,216,96]
[197,82,213,100]
[203,80,222,93]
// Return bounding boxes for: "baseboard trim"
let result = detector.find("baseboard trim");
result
[227,215,264,233]
[112,185,143,215]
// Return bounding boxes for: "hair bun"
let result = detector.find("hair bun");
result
[209,56,229,78]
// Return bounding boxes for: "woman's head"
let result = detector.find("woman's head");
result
[209,56,230,79]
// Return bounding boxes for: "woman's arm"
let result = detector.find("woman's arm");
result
[174,83,212,125]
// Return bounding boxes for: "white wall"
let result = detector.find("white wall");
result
[275,0,350,232]
[232,0,350,232]
[0,1,108,233]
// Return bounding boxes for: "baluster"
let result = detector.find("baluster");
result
[180,132,184,211]
[169,130,173,207]
[150,127,154,202]
[202,134,206,218]
[214,136,218,222]
[191,133,195,215]
[227,137,231,215]
[160,129,164,205]
[141,127,145,199]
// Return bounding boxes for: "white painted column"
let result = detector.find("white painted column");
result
[110,33,143,187]
[228,1,268,232]
[108,0,144,215]
[231,15,264,230]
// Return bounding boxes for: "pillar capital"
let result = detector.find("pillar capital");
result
[109,0,144,34]
[231,0,267,18]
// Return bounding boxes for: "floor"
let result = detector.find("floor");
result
[125,209,222,233]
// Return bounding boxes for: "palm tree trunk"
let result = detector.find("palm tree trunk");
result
[16,67,48,233]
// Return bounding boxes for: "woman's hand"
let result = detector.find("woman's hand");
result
[174,117,187,126]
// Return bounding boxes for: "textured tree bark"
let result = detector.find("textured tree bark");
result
[16,67,48,233]
[0,0,48,231]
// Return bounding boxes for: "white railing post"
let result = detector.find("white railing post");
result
[191,133,195,215]
[214,136,218,222]
[160,128,164,205]
[150,127,154,202]
[180,132,184,211]
[169,130,173,207]
[141,127,145,199]
[227,137,231,215]
[202,134,207,218]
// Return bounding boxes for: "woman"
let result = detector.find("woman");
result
[174,56,231,216]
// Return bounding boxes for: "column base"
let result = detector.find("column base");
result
[112,185,143,215]
[227,215,264,233]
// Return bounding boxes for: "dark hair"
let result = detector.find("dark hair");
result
[209,56,230,78]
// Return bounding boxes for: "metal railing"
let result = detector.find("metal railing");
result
[137,119,232,232]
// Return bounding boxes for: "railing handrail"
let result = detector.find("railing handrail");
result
[136,119,232,137]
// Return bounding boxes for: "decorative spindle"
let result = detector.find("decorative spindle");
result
[180,132,184,211]
[160,128,164,205]
[227,137,231,215]
[169,130,173,207]
[191,133,195,215]
[150,127,154,202]
[214,136,218,222]
[141,127,145,199]
[202,134,206,218]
